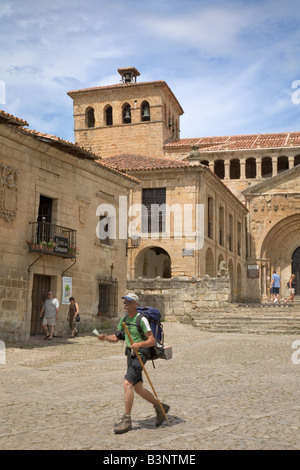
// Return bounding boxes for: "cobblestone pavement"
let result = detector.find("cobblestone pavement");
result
[1,321,300,450]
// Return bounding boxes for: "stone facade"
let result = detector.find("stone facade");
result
[122,162,247,302]
[68,73,183,158]
[0,114,138,341]
[67,68,300,304]
[127,273,231,324]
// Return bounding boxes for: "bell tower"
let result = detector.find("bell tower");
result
[67,67,183,158]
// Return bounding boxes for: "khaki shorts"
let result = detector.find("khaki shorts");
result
[43,317,56,326]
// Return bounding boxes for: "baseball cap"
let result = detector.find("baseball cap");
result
[122,292,140,304]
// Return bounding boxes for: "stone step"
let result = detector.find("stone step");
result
[189,303,300,334]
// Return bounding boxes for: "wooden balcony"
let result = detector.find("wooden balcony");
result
[27,222,77,258]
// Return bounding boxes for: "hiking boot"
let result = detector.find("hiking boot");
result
[154,402,170,427]
[114,413,132,434]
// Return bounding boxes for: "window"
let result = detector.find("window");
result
[86,107,95,128]
[105,105,113,126]
[228,214,233,251]
[207,197,214,239]
[219,206,224,246]
[237,222,241,256]
[142,188,166,234]
[98,278,118,317]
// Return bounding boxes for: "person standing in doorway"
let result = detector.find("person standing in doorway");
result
[40,291,59,340]
[270,270,281,304]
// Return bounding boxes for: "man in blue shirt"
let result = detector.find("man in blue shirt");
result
[270,270,281,303]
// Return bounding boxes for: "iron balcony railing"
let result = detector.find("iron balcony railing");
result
[27,221,77,258]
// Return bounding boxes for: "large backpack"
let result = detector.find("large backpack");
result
[123,307,172,364]
[136,307,163,344]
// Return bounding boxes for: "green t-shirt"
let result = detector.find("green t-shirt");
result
[118,313,151,348]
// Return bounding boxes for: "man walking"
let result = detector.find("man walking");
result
[40,291,59,340]
[97,292,170,434]
[270,270,281,303]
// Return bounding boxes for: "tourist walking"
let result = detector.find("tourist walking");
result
[40,291,59,340]
[96,292,170,434]
[284,274,296,305]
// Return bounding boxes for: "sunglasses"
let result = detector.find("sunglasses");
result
[123,300,133,305]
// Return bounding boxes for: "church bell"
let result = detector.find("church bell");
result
[142,105,150,121]
[124,108,131,123]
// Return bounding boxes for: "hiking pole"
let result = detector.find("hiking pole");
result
[122,322,170,426]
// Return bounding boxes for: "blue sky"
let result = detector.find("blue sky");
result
[1,0,300,144]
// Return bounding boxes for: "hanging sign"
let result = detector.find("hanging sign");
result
[62,276,72,304]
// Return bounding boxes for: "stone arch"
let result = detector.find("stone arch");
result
[237,263,242,301]
[228,258,234,299]
[104,104,113,126]
[260,214,300,295]
[85,106,95,128]
[214,160,225,179]
[134,246,171,279]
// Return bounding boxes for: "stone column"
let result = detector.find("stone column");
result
[256,158,262,178]
[224,160,230,180]
[288,156,294,169]
[272,157,278,176]
[240,160,246,179]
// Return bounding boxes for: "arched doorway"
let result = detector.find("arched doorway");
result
[134,246,171,279]
[260,214,300,300]
[292,247,300,295]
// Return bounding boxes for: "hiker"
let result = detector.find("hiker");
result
[96,292,170,434]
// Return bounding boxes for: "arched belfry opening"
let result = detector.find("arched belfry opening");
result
[134,246,171,279]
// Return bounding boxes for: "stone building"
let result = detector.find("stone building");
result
[68,67,300,303]
[0,110,138,341]
[2,65,299,341]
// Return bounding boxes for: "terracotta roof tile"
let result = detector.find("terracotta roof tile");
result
[3,124,137,183]
[165,132,300,152]
[0,109,29,127]
[102,154,190,171]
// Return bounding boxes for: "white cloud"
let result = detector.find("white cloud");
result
[1,0,300,141]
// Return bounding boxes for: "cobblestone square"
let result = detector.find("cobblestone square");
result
[1,322,300,450]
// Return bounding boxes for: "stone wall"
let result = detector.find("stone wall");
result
[127,274,231,324]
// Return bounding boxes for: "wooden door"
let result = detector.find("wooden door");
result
[31,275,51,336]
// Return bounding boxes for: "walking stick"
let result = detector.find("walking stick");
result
[122,322,170,426]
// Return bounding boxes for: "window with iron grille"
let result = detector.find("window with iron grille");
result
[142,188,166,234]
[98,279,118,317]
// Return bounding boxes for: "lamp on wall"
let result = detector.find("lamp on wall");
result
[126,235,141,256]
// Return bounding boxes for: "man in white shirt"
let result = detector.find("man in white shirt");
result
[40,291,59,340]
